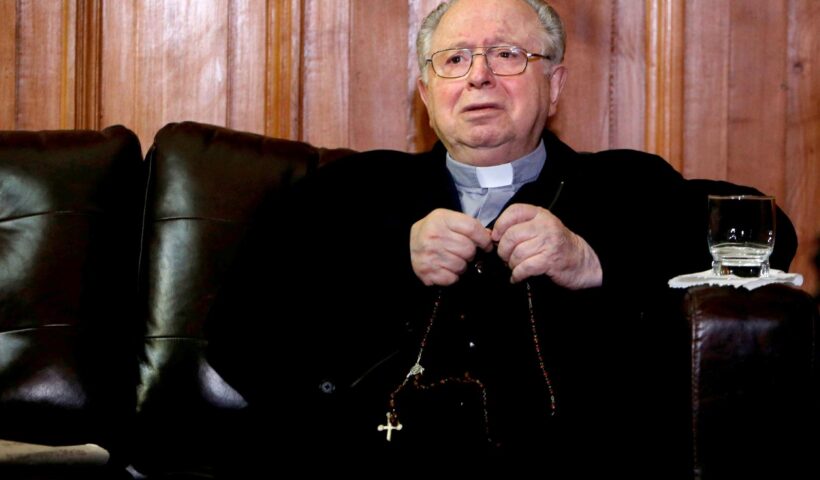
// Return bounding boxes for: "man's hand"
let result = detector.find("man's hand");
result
[410,208,493,286]
[492,203,602,289]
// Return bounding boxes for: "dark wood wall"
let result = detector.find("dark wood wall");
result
[1,0,817,292]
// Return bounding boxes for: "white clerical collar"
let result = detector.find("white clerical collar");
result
[446,140,546,189]
[475,163,513,188]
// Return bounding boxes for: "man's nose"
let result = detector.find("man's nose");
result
[466,53,494,87]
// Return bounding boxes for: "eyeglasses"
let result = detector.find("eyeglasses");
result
[426,46,551,79]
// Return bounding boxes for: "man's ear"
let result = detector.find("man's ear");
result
[418,78,430,109]
[418,78,436,129]
[548,65,567,116]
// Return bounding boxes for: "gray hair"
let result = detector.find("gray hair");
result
[416,0,566,83]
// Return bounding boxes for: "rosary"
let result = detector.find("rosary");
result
[377,281,557,442]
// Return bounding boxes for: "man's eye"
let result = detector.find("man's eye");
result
[445,53,467,65]
[494,49,520,60]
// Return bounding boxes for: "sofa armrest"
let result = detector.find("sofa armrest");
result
[685,284,818,479]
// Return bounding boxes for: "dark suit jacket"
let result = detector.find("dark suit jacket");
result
[210,129,797,473]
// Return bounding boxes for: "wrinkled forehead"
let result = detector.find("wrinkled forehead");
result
[431,0,544,52]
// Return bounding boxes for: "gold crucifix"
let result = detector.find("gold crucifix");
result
[377,412,402,441]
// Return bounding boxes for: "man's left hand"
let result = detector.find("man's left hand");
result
[492,203,602,289]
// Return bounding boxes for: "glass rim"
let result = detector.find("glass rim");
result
[707,194,775,201]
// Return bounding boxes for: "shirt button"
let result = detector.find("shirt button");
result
[318,380,336,394]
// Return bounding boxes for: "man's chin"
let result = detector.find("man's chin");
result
[461,130,510,150]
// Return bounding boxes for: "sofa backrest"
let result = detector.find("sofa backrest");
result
[0,126,144,451]
[131,121,354,475]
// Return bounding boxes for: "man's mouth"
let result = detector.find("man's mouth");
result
[462,102,500,113]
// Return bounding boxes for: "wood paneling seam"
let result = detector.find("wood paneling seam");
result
[60,0,70,128]
[226,0,235,127]
[75,0,102,130]
[14,0,21,128]
[608,0,618,148]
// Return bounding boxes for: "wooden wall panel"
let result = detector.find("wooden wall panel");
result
[784,0,819,295]
[265,0,302,140]
[101,0,230,149]
[726,1,788,201]
[301,0,415,151]
[99,0,136,135]
[301,1,350,149]
[610,0,646,151]
[0,0,17,129]
[645,0,684,170]
[15,0,76,130]
[102,1,141,143]
[349,0,410,151]
[225,0,266,135]
[528,0,649,152]
[683,0,730,181]
[548,0,612,153]
[74,0,102,129]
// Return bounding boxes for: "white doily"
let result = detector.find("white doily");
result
[668,269,804,291]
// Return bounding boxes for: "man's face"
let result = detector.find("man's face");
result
[418,0,565,166]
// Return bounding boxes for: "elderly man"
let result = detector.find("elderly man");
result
[279,0,682,458]
[212,0,796,471]
[410,0,600,291]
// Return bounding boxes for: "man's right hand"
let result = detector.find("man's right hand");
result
[410,208,493,286]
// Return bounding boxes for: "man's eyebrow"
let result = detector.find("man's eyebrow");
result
[438,40,519,50]
[439,42,471,50]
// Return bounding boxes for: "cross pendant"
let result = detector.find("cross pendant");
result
[377,412,402,441]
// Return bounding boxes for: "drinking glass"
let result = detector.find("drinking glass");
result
[707,195,775,277]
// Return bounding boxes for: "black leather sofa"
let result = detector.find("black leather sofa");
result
[0,122,816,479]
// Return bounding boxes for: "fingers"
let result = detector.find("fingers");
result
[445,215,493,252]
[495,205,560,263]
[417,249,467,286]
[510,256,543,284]
[492,203,538,243]
[492,203,603,288]
[409,204,604,289]
[506,234,556,273]
[410,209,492,286]
[415,209,491,255]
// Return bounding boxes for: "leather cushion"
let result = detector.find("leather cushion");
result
[0,125,144,450]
